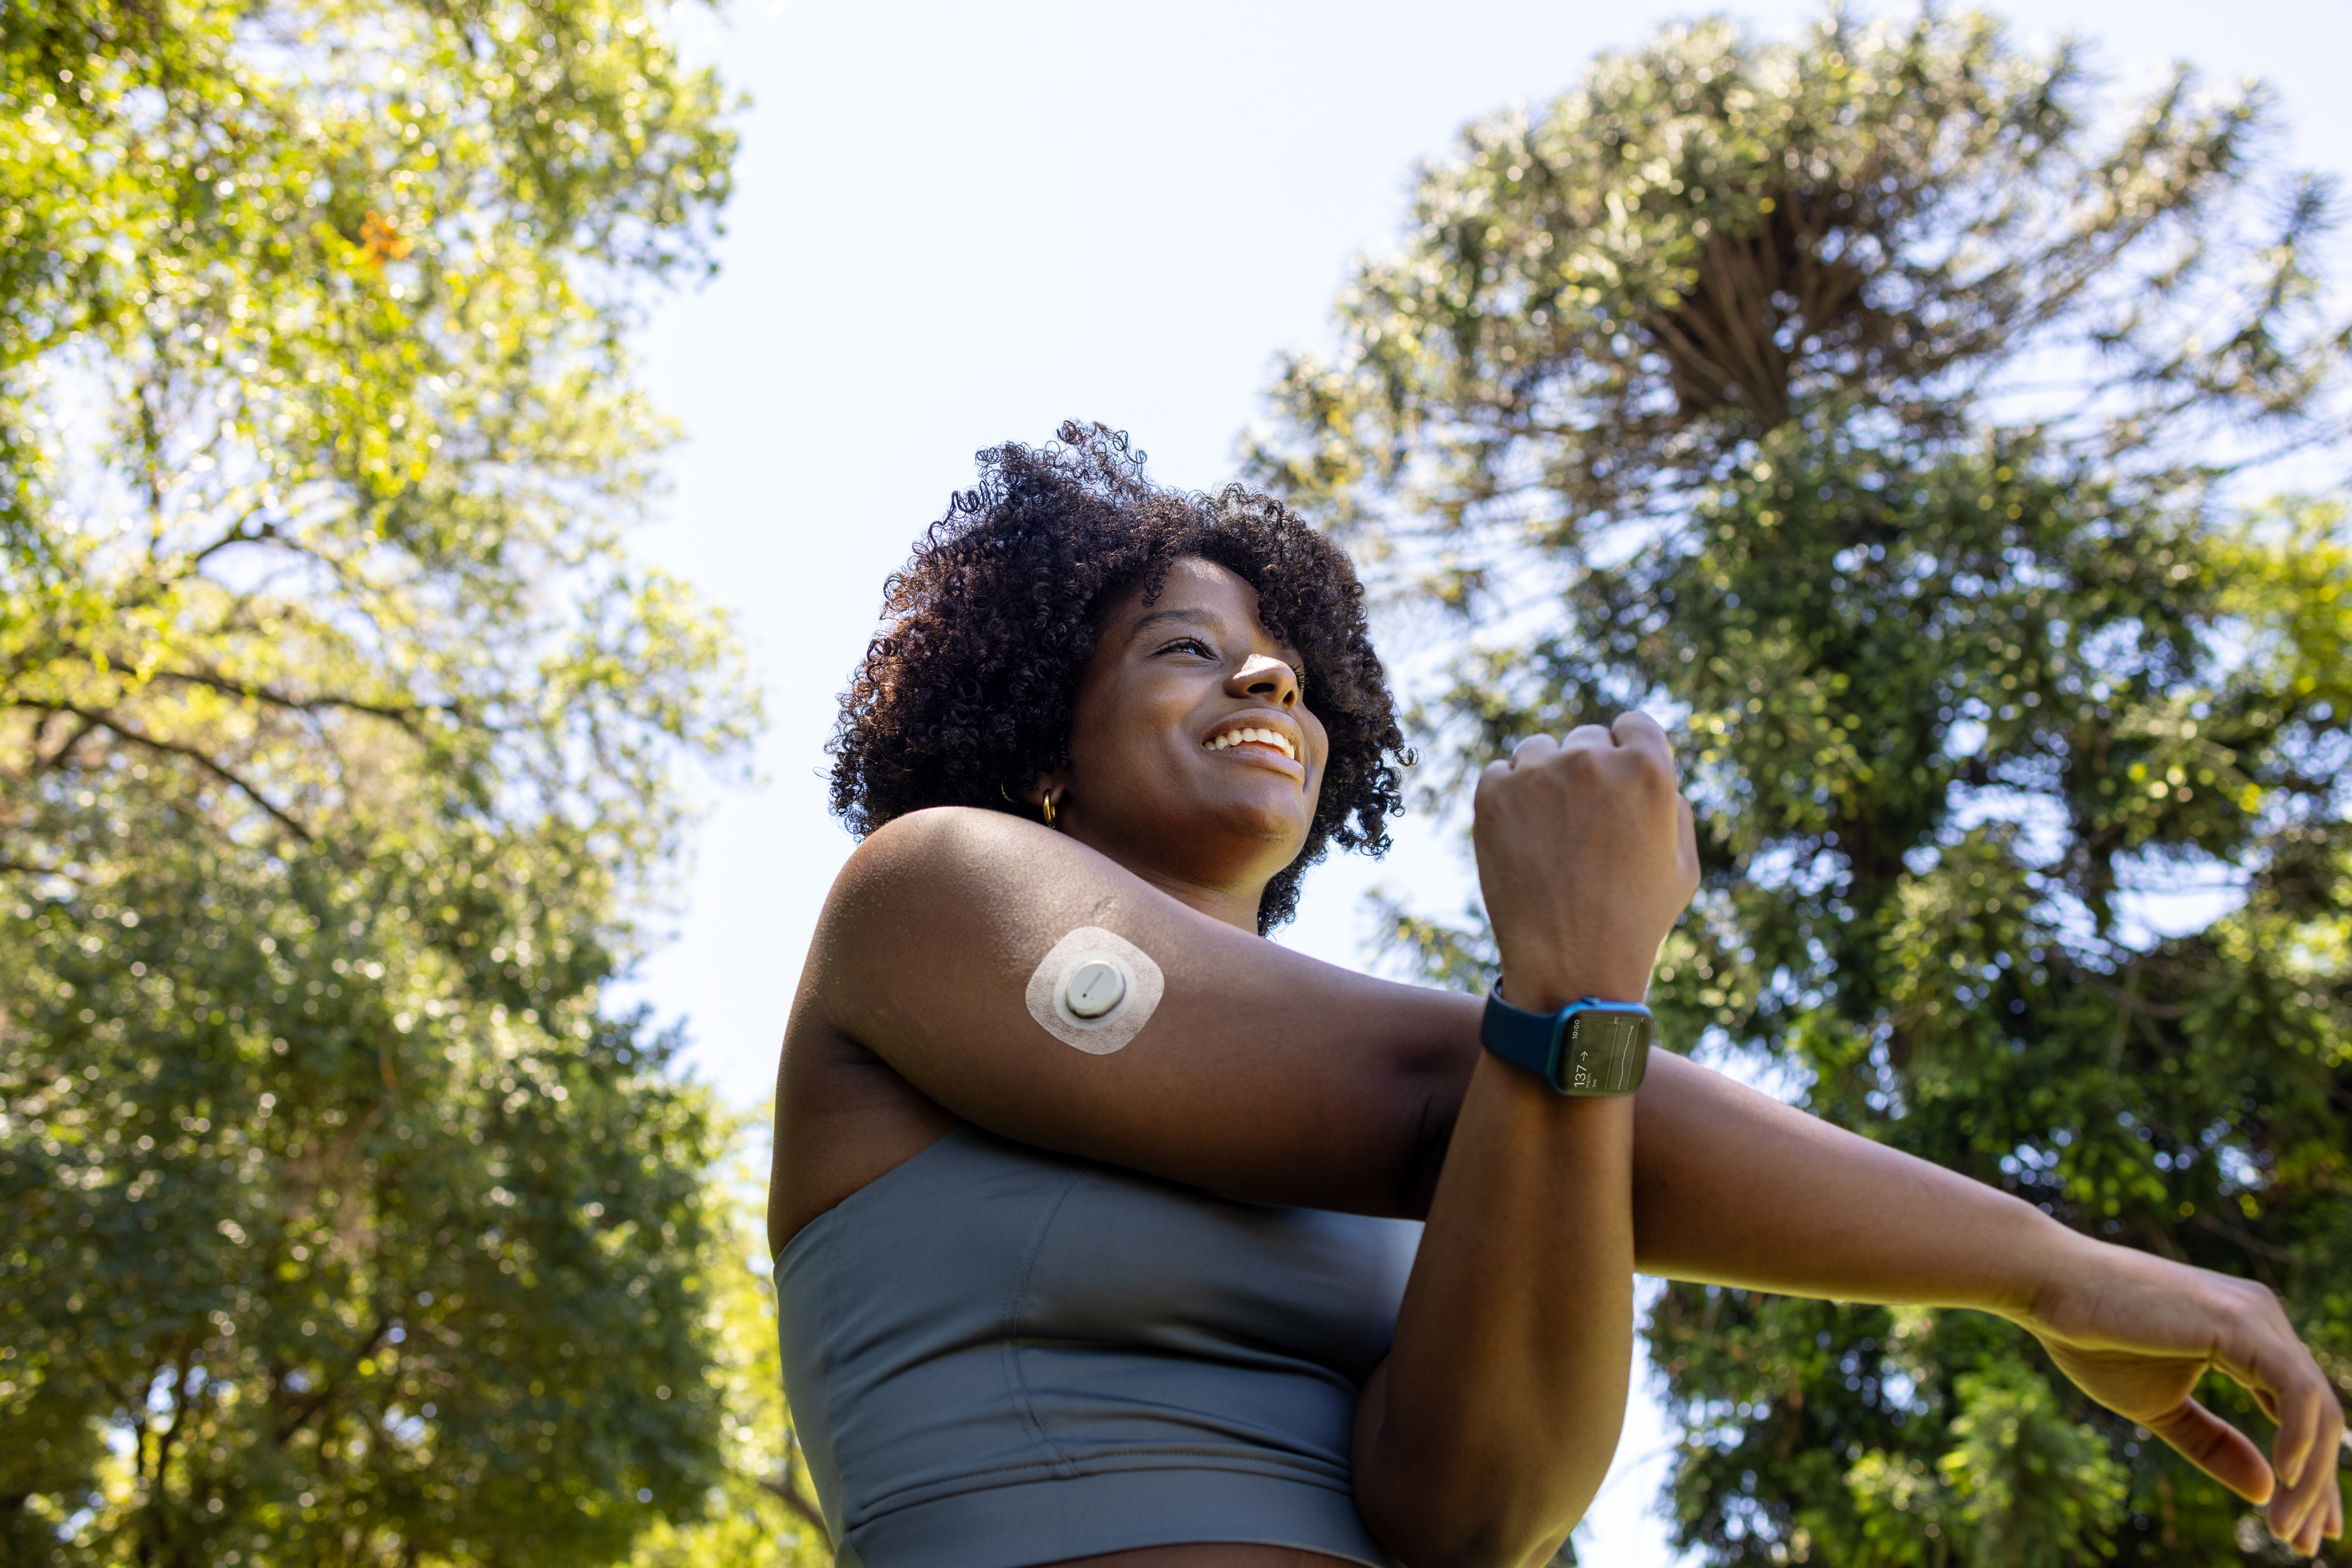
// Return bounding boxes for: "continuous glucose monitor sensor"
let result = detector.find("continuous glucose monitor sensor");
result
[1063,960,1126,1018]
[1025,926,1163,1055]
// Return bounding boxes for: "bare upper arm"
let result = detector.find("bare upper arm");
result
[798,806,1476,1218]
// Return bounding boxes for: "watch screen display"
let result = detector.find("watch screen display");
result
[1564,1011,1650,1094]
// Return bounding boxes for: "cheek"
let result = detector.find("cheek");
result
[1066,683,1191,781]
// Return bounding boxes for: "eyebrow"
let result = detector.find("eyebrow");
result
[1130,607,1214,636]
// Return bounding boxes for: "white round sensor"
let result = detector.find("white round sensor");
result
[1025,926,1163,1055]
[1064,959,1127,1018]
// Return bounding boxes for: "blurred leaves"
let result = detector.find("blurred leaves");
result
[1267,7,2350,1565]
[1,827,735,1564]
[1,0,753,888]
[622,1188,831,1568]
[0,0,800,1561]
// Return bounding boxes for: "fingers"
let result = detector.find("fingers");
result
[2281,1481,2341,1559]
[2242,1313,2345,1553]
[2308,1480,2345,1557]
[1495,720,1694,902]
[2145,1397,2275,1506]
[2222,1304,2345,1555]
[1505,713,1679,771]
[1609,709,1676,771]
[2271,1353,2320,1493]
[2270,1380,2346,1555]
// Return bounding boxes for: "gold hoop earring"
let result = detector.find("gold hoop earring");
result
[1042,792,1058,828]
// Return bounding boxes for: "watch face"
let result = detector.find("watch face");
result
[1563,1011,1649,1094]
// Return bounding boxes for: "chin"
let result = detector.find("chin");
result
[1207,793,1314,853]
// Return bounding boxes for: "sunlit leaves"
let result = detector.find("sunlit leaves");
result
[1,0,753,885]
[1277,7,2350,1564]
[1839,1363,2131,1568]
[1,0,767,1560]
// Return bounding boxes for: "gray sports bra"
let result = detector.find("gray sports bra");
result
[775,1123,1424,1567]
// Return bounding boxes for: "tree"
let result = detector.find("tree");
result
[1255,10,2350,1565]
[0,0,816,1561]
[622,1186,833,1568]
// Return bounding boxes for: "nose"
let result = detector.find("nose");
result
[1226,653,1300,710]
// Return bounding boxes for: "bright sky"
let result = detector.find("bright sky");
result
[622,2,2348,1559]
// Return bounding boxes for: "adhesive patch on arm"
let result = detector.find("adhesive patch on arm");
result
[1024,926,1165,1055]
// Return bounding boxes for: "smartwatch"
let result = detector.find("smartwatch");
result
[1480,989,1653,1096]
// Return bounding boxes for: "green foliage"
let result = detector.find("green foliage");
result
[1,0,751,881]
[1625,450,2351,1568]
[1251,9,2339,569]
[0,0,804,1562]
[1266,8,2351,1565]
[622,1192,831,1568]
[1,825,733,1565]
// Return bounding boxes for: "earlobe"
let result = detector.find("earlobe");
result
[1018,771,1068,828]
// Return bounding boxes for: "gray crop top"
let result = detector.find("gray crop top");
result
[775,1123,1424,1567]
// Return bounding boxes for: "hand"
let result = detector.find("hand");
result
[2025,1238,2345,1556]
[1472,713,1699,1008]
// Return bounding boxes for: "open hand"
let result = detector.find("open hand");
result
[1472,713,1699,1008]
[2027,1239,2345,1556]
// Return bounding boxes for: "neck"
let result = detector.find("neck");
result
[1122,863,1265,934]
[1055,820,1270,935]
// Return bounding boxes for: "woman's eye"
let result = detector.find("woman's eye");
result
[1157,637,1217,660]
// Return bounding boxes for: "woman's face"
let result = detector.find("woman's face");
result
[1050,557,1331,904]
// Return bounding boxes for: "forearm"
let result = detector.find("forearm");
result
[1627,1051,2347,1557]
[1356,1053,1635,1568]
[1630,1048,2069,1317]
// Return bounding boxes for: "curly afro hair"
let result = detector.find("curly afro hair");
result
[828,421,1411,933]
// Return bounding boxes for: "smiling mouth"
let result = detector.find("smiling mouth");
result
[1203,726,1298,762]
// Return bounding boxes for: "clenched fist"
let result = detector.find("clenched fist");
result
[1472,713,1701,1010]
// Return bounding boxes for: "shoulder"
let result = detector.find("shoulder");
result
[833,808,1171,930]
[845,804,1045,879]
[809,807,1166,1027]
[827,807,1079,932]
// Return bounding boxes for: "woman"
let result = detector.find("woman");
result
[769,425,2343,1567]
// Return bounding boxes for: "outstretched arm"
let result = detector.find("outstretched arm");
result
[1628,1051,2347,1557]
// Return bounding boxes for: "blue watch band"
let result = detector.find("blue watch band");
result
[1480,990,1654,1096]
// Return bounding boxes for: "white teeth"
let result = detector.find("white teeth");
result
[1203,726,1296,760]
